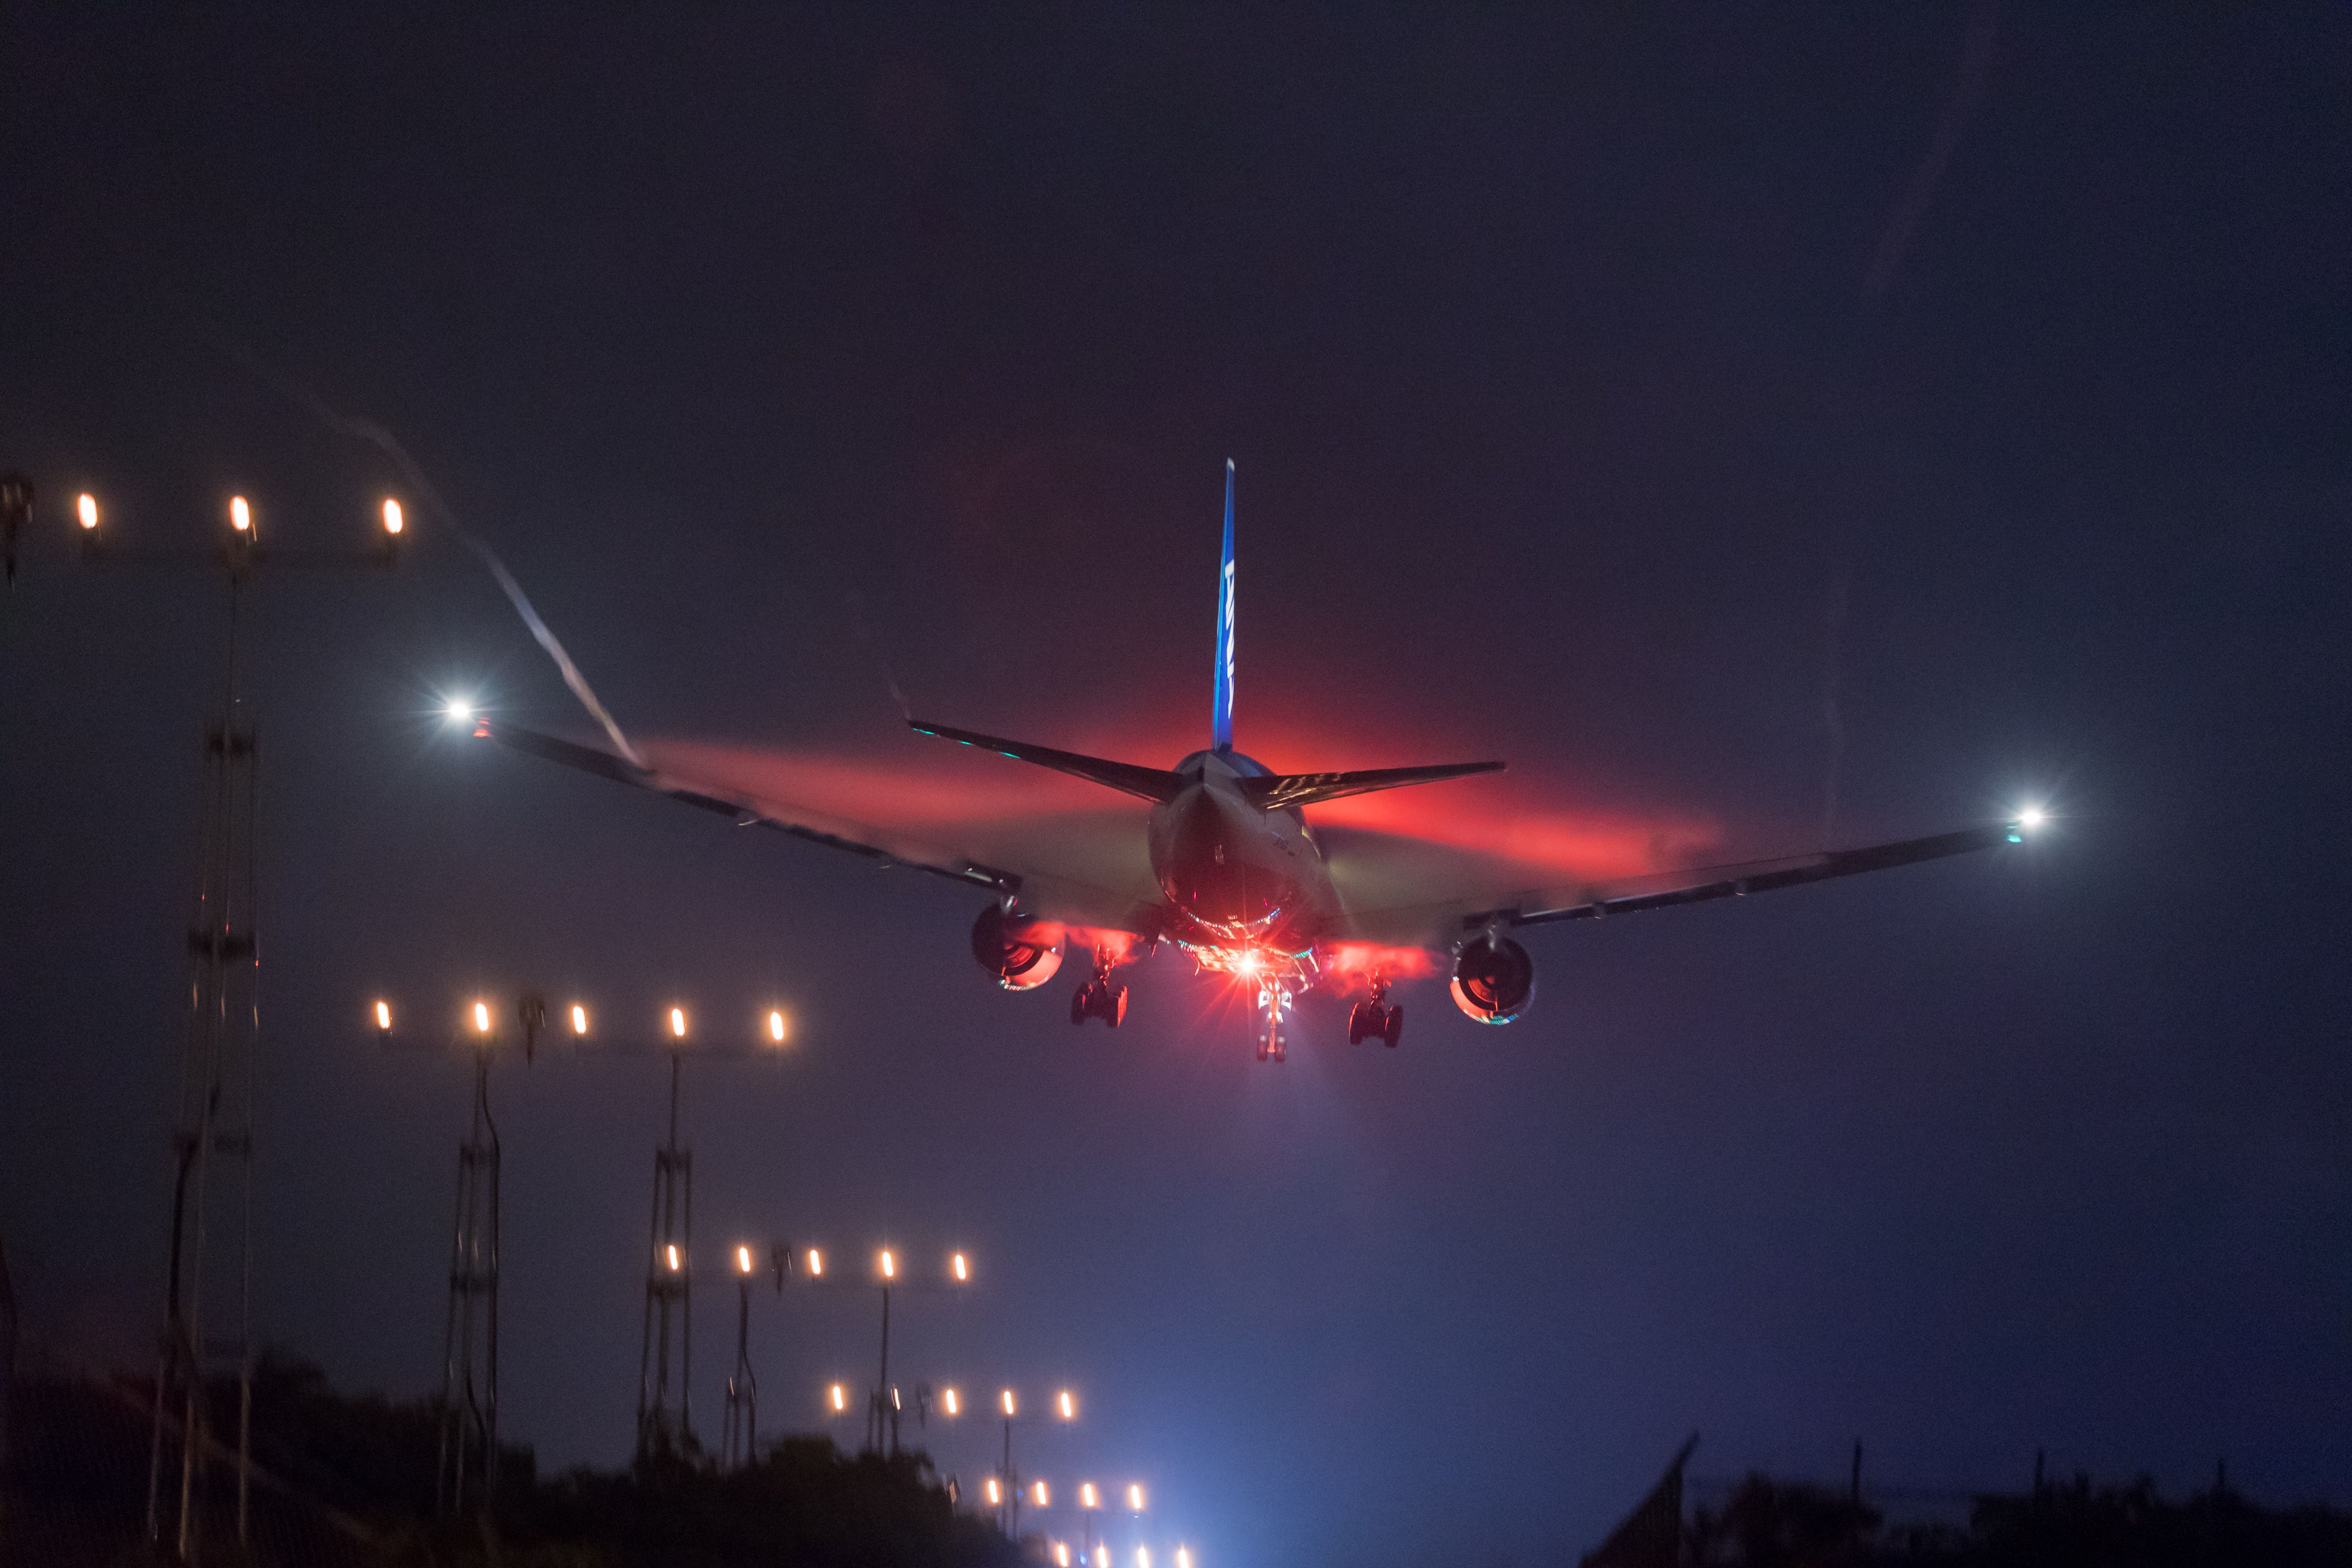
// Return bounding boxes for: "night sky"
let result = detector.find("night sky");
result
[3,7,2348,1566]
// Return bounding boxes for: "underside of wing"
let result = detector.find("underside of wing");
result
[1322,820,2025,950]
[477,721,1167,936]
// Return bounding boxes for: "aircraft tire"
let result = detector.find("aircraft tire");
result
[1070,986,1090,1025]
[1382,1005,1404,1048]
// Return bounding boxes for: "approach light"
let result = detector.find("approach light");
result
[829,1383,847,1413]
[879,1249,896,1281]
[767,1008,788,1043]
[229,495,251,533]
[472,1000,492,1035]
[892,1387,903,1411]
[1057,1546,1071,1568]
[382,498,404,535]
[806,1248,824,1277]
[1236,951,1260,975]
[666,1244,681,1272]
[1138,1549,1150,1568]
[373,999,393,1034]
[1057,1389,1076,1421]
[1127,1485,1145,1512]
[737,1245,754,1275]
[76,493,98,530]
[1080,1483,1099,1509]
[1033,1481,1050,1508]
[985,1478,1002,1506]
[1094,1546,1108,1568]
[569,1003,589,1035]
[1176,1549,1191,1568]
[668,1006,687,1040]
[942,1387,961,1416]
[952,1251,969,1282]
[1001,1389,1017,1417]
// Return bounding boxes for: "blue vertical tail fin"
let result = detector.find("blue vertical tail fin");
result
[1213,459,1236,751]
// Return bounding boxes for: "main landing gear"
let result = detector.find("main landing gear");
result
[1070,953,1127,1028]
[1346,975,1405,1048]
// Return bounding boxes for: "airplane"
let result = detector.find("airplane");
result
[468,461,2044,1061]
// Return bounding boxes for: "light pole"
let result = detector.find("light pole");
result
[722,1244,759,1468]
[995,1385,1078,1537]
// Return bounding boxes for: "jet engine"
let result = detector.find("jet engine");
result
[971,905,1064,991]
[1450,935,1534,1024]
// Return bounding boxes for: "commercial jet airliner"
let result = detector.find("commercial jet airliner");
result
[471,463,2042,1060]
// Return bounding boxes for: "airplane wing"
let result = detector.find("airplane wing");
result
[475,720,1168,936]
[1325,821,2024,950]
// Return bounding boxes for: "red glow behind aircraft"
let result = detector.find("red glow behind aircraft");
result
[474,463,2044,1060]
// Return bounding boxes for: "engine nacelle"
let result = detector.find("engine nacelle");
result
[971,905,1064,991]
[1450,936,1534,1024]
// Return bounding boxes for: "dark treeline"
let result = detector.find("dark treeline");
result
[4,1356,1022,1567]
[1679,1473,2352,1568]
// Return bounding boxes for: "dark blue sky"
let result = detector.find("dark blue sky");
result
[3,7,2348,1566]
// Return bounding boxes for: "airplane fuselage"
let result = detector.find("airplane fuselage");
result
[1146,747,1338,958]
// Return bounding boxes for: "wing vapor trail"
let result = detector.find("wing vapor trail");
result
[207,331,648,771]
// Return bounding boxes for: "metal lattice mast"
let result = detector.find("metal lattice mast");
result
[144,568,261,1563]
[435,1044,501,1514]
[636,1048,692,1457]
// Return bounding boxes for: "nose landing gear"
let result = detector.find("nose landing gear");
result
[1070,953,1128,1028]
[1346,975,1404,1048]
[1254,982,1292,1063]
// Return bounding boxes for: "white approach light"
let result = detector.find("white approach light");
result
[1057,1389,1076,1421]
[1080,1483,1099,1510]
[665,1244,681,1272]
[229,495,251,532]
[767,1009,788,1043]
[952,1251,970,1282]
[880,1249,896,1280]
[570,1004,589,1036]
[472,1001,492,1035]
[669,1006,687,1040]
[806,1248,824,1277]
[1033,1481,1050,1508]
[1138,1549,1151,1568]
[942,1387,960,1416]
[1128,1484,1146,1512]
[736,1245,753,1274]
[373,999,393,1033]
[1001,1389,1017,1417]
[76,493,98,529]
[830,1383,847,1413]
[1177,1549,1192,1568]
[382,498,404,535]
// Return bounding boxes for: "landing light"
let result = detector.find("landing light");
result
[2008,804,2048,843]
[445,696,474,724]
[1236,951,1260,975]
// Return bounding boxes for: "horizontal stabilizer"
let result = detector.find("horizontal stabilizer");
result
[1239,760,1503,810]
[908,720,1186,804]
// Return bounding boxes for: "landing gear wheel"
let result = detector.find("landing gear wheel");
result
[1070,985,1091,1026]
[1108,984,1128,1027]
[1347,1001,1369,1045]
[1381,1004,1404,1049]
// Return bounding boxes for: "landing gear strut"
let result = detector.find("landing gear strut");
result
[1070,953,1127,1028]
[1254,982,1292,1063]
[1346,975,1404,1048]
